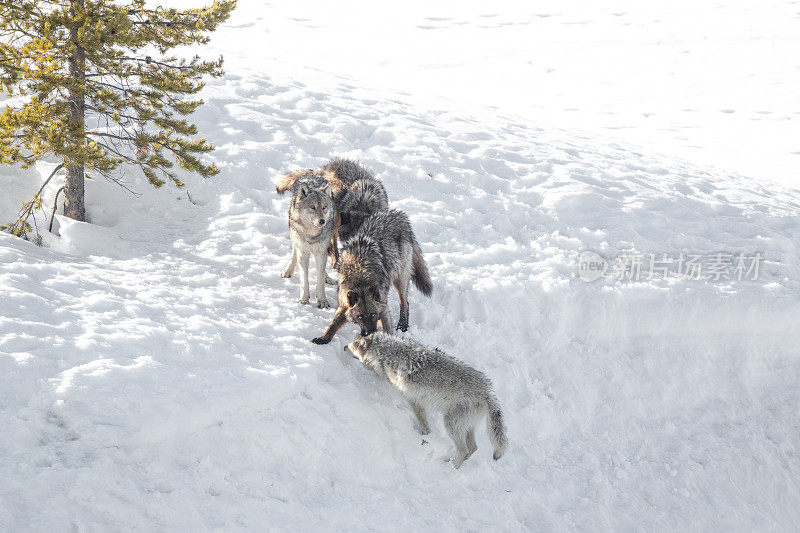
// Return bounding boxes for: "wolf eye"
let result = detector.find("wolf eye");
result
[309,205,316,210]
[322,206,328,211]
[370,313,376,319]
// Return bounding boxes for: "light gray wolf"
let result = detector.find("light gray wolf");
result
[275,159,388,266]
[347,332,508,468]
[311,209,432,344]
[279,173,335,308]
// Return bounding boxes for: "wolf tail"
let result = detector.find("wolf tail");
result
[486,397,507,461]
[275,169,309,195]
[411,240,433,296]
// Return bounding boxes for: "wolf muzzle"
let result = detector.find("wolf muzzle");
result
[343,343,358,358]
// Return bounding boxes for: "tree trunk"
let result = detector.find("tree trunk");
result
[63,163,85,221]
[64,0,86,222]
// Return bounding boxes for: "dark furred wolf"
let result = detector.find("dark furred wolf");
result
[275,159,389,265]
[311,209,432,344]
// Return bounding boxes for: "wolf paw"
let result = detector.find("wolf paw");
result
[281,269,293,278]
[311,336,330,345]
[298,296,310,305]
[396,321,409,332]
[316,298,330,309]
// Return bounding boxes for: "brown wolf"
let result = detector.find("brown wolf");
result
[311,209,432,344]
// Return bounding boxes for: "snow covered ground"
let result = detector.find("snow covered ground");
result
[2,2,800,531]
[204,0,800,190]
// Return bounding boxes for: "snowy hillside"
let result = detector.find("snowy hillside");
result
[202,0,800,189]
[3,2,800,531]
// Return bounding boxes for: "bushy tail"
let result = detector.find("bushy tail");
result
[275,169,310,195]
[486,398,507,461]
[411,241,433,296]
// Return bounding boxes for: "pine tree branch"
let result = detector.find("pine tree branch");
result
[85,78,129,92]
[85,104,142,123]
[95,140,136,162]
[93,168,142,197]
[48,185,65,232]
[0,21,38,40]
[33,164,64,205]
[2,163,64,238]
[93,140,161,192]
[119,56,195,70]
[87,131,138,143]
[130,19,194,28]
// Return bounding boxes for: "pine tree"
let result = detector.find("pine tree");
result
[0,0,235,229]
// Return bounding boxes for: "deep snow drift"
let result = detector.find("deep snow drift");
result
[2,3,800,531]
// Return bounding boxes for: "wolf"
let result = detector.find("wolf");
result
[275,159,388,265]
[279,174,335,308]
[311,209,432,344]
[347,332,508,468]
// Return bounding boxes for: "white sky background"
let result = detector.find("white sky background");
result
[179,0,800,189]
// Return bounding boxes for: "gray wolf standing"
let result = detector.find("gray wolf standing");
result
[311,209,432,344]
[275,159,388,265]
[279,174,335,308]
[347,333,508,468]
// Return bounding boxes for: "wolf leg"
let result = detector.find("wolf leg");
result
[328,222,340,269]
[314,251,330,308]
[325,224,339,285]
[281,245,297,278]
[408,400,430,435]
[393,275,410,332]
[297,250,311,304]
[444,404,471,468]
[464,428,478,461]
[379,307,393,334]
[312,306,348,344]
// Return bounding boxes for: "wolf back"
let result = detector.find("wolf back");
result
[347,332,508,468]
[312,209,432,344]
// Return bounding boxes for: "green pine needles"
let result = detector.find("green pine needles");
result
[0,0,235,235]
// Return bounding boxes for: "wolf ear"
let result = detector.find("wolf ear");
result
[362,335,374,349]
[347,290,359,307]
[318,182,332,197]
[298,184,310,198]
[370,286,382,304]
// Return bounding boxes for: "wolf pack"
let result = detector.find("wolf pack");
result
[276,159,507,468]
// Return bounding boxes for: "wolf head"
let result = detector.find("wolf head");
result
[294,182,333,229]
[346,333,376,364]
[342,287,385,336]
